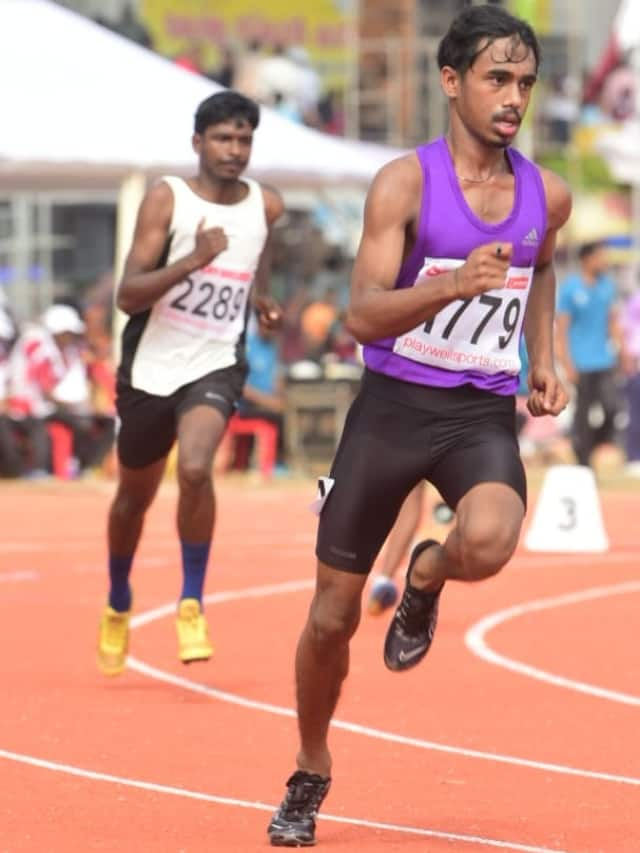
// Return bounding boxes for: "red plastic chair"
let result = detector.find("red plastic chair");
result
[47,421,74,479]
[224,415,277,479]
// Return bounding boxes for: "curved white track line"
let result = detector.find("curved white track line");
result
[128,580,640,788]
[465,581,640,707]
[0,748,574,853]
[132,578,315,627]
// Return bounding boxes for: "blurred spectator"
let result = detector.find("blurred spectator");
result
[233,39,267,101]
[259,44,300,107]
[599,65,636,122]
[80,275,117,418]
[271,90,303,124]
[83,301,117,476]
[287,46,322,126]
[82,269,116,322]
[7,305,114,477]
[279,286,310,365]
[539,75,578,146]
[207,44,236,88]
[556,242,622,467]
[300,287,340,362]
[174,42,205,75]
[620,285,640,475]
[235,319,286,467]
[318,90,345,135]
[0,301,21,477]
[0,295,18,351]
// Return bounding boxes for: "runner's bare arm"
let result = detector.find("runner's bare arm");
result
[253,186,285,299]
[524,169,572,415]
[116,181,227,315]
[346,156,512,343]
[253,186,285,327]
[523,170,572,373]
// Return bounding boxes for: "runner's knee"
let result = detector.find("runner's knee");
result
[457,516,519,581]
[112,487,155,519]
[308,594,360,650]
[177,459,212,492]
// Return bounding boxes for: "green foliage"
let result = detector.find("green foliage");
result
[537,149,620,191]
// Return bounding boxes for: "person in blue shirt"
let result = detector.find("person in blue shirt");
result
[236,318,286,464]
[556,241,621,466]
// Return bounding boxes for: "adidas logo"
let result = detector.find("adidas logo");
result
[522,227,539,247]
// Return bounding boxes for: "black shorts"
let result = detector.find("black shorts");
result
[315,369,526,574]
[116,362,247,469]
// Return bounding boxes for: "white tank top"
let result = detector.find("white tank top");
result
[127,176,268,395]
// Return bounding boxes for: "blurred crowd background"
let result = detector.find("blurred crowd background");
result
[2,0,640,482]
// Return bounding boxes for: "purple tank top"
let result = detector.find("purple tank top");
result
[363,137,547,395]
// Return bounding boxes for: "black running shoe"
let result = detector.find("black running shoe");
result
[384,539,443,672]
[268,770,331,847]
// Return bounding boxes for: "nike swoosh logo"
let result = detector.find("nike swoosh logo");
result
[398,644,428,662]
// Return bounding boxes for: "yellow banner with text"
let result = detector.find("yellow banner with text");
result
[140,0,353,88]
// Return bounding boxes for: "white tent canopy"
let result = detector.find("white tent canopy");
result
[0,0,401,187]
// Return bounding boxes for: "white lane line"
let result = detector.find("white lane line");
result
[1,534,637,565]
[0,748,574,853]
[128,580,640,788]
[131,578,315,627]
[0,532,314,553]
[0,570,39,583]
[465,582,640,707]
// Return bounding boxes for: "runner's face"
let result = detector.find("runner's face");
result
[194,119,254,181]
[444,35,537,148]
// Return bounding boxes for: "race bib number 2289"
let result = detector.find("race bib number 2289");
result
[159,267,251,341]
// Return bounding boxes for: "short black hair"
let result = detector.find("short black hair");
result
[194,90,260,134]
[578,241,604,260]
[437,4,541,75]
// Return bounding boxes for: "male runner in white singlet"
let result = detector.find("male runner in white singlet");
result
[97,91,284,675]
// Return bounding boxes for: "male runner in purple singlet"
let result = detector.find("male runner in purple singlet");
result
[268,6,571,846]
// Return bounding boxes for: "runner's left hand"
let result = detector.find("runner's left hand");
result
[254,295,282,332]
[527,365,568,417]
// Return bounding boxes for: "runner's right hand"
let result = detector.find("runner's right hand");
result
[454,242,512,299]
[191,218,228,266]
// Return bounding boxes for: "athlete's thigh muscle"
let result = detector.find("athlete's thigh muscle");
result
[315,389,434,575]
[427,401,526,511]
[116,382,177,469]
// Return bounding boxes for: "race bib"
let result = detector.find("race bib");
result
[156,263,252,342]
[393,257,532,375]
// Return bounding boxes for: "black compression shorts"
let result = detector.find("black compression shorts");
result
[115,361,247,469]
[315,368,526,574]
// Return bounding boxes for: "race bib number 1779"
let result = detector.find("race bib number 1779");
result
[392,257,532,376]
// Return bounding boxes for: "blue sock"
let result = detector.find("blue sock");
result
[108,554,133,612]
[180,540,211,604]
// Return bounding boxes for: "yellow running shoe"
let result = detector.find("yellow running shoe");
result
[176,598,214,664]
[97,605,130,676]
